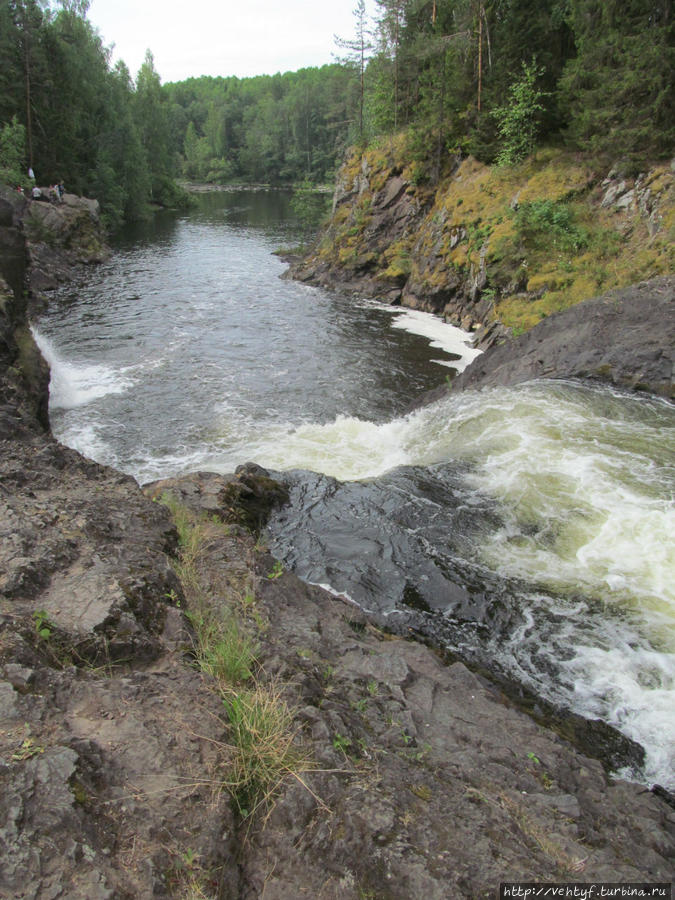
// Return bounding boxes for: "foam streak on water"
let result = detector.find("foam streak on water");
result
[389,308,483,371]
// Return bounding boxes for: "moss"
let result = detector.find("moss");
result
[410,784,432,801]
[526,271,570,293]
[313,142,674,337]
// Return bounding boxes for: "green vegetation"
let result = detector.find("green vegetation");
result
[332,733,353,754]
[493,61,548,167]
[267,560,284,580]
[512,199,588,254]
[11,735,45,762]
[361,0,672,172]
[0,117,26,186]
[32,608,53,641]
[165,64,358,187]
[559,0,674,170]
[222,685,305,819]
[290,179,330,247]
[0,2,189,228]
[2,0,670,229]
[318,136,673,335]
[158,493,309,824]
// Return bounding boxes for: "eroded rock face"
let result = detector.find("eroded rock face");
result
[291,150,673,356]
[451,276,674,398]
[22,189,109,310]
[0,194,243,898]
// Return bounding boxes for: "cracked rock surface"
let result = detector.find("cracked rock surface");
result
[1,186,673,899]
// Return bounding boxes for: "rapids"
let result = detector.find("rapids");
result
[33,190,674,789]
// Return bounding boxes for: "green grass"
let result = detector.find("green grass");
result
[158,491,310,823]
[222,685,306,819]
[186,608,257,685]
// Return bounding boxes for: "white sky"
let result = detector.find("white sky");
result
[88,0,377,84]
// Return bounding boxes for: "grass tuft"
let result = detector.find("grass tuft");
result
[187,609,257,685]
[158,491,311,825]
[222,684,307,819]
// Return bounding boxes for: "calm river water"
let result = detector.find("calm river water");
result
[34,190,674,790]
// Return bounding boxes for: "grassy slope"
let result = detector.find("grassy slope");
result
[316,138,674,334]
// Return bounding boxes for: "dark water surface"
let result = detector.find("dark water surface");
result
[34,190,675,789]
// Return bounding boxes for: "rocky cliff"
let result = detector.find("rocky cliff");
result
[409,276,674,407]
[291,139,674,350]
[1,187,673,899]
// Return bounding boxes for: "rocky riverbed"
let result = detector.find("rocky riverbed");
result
[0,187,673,898]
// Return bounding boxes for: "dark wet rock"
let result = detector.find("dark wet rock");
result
[451,276,674,398]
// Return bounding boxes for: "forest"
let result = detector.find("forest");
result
[0,0,672,228]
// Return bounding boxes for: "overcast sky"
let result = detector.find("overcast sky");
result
[88,0,377,84]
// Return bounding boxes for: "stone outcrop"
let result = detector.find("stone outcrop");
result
[1,185,673,897]
[8,186,110,310]
[408,276,674,406]
[145,463,290,534]
[291,144,673,350]
[155,472,675,898]
[1,193,241,898]
[451,276,674,398]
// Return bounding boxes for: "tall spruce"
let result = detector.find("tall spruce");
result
[559,0,674,166]
[334,0,374,141]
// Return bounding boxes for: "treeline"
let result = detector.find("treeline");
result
[1,0,671,229]
[0,0,190,228]
[164,0,672,189]
[360,0,673,173]
[0,1,360,225]
[163,67,359,185]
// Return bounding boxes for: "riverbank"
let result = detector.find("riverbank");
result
[290,141,673,350]
[411,276,674,408]
[1,186,673,897]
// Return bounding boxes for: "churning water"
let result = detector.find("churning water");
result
[34,191,674,789]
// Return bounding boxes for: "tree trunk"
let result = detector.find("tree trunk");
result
[477,7,483,113]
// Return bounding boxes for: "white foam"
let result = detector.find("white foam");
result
[32,327,132,409]
[389,308,483,372]
[357,299,483,372]
[243,414,415,481]
[56,421,117,468]
[569,641,675,788]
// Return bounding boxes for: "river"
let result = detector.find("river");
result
[33,189,674,790]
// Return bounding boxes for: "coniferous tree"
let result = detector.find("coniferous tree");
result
[559,0,674,166]
[335,0,374,141]
[135,50,174,201]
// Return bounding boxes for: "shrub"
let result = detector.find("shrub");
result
[493,62,548,167]
[513,199,588,253]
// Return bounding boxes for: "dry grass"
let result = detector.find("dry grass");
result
[221,682,310,820]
